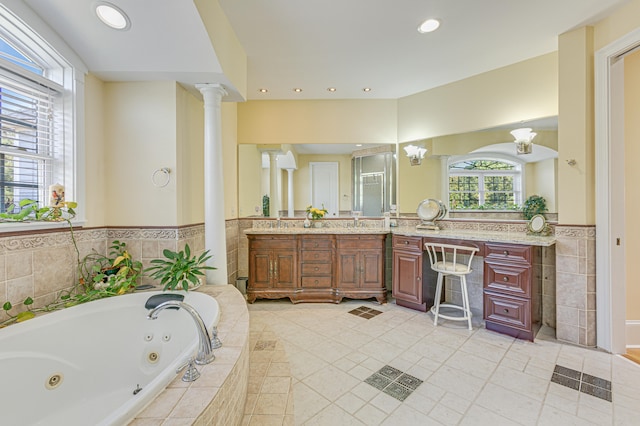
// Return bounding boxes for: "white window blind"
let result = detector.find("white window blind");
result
[0,65,59,213]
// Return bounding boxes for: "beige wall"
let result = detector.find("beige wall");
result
[237,100,398,145]
[526,158,558,213]
[176,84,205,225]
[625,50,640,320]
[194,0,247,100]
[222,103,239,219]
[397,53,558,143]
[84,73,107,227]
[557,27,595,225]
[103,81,179,226]
[237,145,263,217]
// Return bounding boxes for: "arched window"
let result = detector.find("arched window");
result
[0,5,79,221]
[448,156,523,210]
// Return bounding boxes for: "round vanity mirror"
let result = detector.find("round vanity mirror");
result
[528,214,546,233]
[416,199,446,230]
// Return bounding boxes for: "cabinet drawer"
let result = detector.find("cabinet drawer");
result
[484,261,531,297]
[301,238,333,249]
[301,276,332,288]
[393,235,423,252]
[485,243,532,265]
[337,236,384,249]
[301,250,332,262]
[249,237,297,250]
[484,291,531,331]
[301,263,332,275]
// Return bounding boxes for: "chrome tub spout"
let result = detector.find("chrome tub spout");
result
[147,300,215,365]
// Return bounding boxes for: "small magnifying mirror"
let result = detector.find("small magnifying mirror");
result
[528,214,547,234]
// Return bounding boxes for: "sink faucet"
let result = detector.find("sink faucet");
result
[147,300,215,365]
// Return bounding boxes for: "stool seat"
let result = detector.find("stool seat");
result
[424,242,479,330]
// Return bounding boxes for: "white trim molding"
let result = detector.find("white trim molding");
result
[626,320,640,348]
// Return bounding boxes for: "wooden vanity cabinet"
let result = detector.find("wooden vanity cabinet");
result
[247,235,297,303]
[247,233,386,304]
[483,243,540,341]
[336,235,387,304]
[391,235,428,311]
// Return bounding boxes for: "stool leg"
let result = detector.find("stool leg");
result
[460,276,472,330]
[432,272,444,326]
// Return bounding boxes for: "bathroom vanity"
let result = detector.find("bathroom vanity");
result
[246,230,387,304]
[390,229,555,341]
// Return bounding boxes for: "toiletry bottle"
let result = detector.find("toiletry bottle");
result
[304,217,311,228]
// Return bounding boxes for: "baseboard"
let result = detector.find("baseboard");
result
[625,320,640,347]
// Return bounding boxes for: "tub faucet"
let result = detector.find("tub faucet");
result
[147,301,215,365]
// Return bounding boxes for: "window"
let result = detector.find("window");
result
[0,5,80,222]
[448,158,522,210]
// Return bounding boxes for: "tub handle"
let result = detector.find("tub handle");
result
[176,357,201,382]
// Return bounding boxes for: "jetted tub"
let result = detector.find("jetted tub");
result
[0,290,220,426]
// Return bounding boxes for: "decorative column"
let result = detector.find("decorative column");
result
[196,83,228,285]
[268,152,281,217]
[286,168,295,217]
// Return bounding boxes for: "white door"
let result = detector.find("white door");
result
[310,162,339,217]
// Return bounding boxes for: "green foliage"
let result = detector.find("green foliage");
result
[522,195,547,220]
[146,244,216,291]
[1,240,142,327]
[0,199,77,222]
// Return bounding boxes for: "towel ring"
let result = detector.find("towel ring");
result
[152,168,171,188]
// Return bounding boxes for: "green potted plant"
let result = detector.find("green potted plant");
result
[146,244,216,291]
[522,195,547,220]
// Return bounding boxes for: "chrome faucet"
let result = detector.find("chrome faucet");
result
[147,300,215,365]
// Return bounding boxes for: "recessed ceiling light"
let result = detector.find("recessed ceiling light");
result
[293,88,303,92]
[417,18,440,33]
[362,88,372,92]
[327,87,337,92]
[258,88,269,93]
[95,2,131,30]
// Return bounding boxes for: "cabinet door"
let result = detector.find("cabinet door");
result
[249,250,272,289]
[392,250,422,304]
[336,250,359,288]
[361,250,384,289]
[273,249,297,288]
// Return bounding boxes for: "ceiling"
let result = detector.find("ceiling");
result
[20,0,627,101]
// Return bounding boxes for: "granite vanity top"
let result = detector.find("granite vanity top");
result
[390,226,556,247]
[244,226,555,246]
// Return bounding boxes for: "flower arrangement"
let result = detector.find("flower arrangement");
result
[306,204,328,220]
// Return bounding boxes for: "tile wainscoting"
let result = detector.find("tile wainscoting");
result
[554,225,597,347]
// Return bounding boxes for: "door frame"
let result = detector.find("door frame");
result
[595,27,640,353]
[309,162,339,216]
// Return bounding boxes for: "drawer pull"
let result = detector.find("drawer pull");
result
[503,250,509,256]
[314,243,318,247]
[314,280,319,284]
[314,254,319,258]
[314,267,319,271]
[503,276,509,282]
[503,308,510,313]
[404,241,409,245]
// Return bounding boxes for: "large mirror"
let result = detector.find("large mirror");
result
[397,116,558,218]
[238,143,396,218]
[238,117,558,219]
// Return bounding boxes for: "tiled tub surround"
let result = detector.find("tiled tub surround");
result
[130,284,249,425]
[0,222,243,323]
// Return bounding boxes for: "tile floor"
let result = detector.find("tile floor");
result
[244,296,640,425]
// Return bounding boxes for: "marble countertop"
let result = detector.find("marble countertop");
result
[390,226,556,246]
[244,226,555,246]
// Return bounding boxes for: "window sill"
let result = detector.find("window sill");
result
[0,219,86,234]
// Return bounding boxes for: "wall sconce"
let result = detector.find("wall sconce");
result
[511,127,537,155]
[404,145,427,166]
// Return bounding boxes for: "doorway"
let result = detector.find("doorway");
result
[309,162,339,216]
[595,27,640,354]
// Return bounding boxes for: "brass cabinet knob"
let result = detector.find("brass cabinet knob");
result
[503,250,509,255]
[503,276,509,282]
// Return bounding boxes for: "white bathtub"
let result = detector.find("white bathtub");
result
[0,290,220,426]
